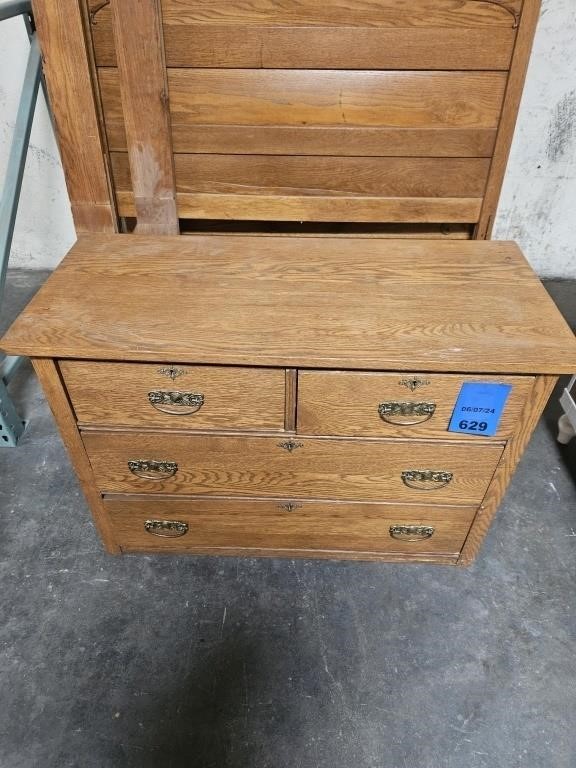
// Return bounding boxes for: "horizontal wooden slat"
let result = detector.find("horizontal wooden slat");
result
[112,153,487,222]
[99,69,506,156]
[174,69,507,128]
[157,0,523,27]
[105,123,497,157]
[116,191,482,223]
[99,69,507,129]
[111,154,490,198]
[91,19,515,70]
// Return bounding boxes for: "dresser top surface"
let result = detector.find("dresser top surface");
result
[2,234,575,373]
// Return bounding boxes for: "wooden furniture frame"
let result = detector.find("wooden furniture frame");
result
[3,235,576,564]
[31,0,542,238]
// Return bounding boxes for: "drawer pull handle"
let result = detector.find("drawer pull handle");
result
[401,470,453,490]
[390,524,435,542]
[128,459,178,480]
[378,401,436,425]
[144,519,188,538]
[148,391,204,415]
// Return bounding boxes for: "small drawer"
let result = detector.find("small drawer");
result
[59,361,286,431]
[83,431,504,506]
[297,371,533,439]
[104,496,477,557]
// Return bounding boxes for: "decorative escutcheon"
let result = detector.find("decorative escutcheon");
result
[278,502,303,512]
[277,440,304,453]
[144,519,189,538]
[389,524,435,542]
[378,401,436,425]
[401,470,453,490]
[128,459,178,480]
[148,391,204,416]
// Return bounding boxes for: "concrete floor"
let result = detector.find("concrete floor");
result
[1,270,576,768]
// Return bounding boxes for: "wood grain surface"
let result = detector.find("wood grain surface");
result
[82,431,503,504]
[59,361,286,430]
[100,68,507,130]
[111,154,491,198]
[91,7,516,69]
[31,359,119,553]
[458,374,556,564]
[104,495,477,555]
[475,0,542,238]
[31,0,117,232]
[91,0,523,31]
[297,371,534,440]
[115,191,483,223]
[111,153,489,222]
[104,124,497,158]
[3,235,576,374]
[110,0,178,234]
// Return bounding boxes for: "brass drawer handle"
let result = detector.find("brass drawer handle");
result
[144,519,188,538]
[378,401,436,425]
[148,391,204,415]
[390,524,435,542]
[401,470,453,490]
[128,459,178,480]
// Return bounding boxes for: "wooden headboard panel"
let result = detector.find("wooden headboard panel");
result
[32,0,541,238]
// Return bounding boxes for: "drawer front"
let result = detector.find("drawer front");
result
[83,432,504,505]
[298,371,534,440]
[60,361,286,430]
[105,495,477,556]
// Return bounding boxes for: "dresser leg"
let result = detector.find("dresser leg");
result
[32,358,121,554]
[458,375,558,566]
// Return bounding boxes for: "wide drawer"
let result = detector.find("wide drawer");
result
[60,361,286,431]
[297,371,533,440]
[105,495,477,556]
[83,432,504,505]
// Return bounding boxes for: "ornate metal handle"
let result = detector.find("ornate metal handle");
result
[144,519,188,538]
[128,460,178,480]
[389,524,435,541]
[378,401,436,425]
[148,391,204,416]
[401,470,453,490]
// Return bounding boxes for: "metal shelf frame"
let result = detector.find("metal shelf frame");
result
[0,0,44,445]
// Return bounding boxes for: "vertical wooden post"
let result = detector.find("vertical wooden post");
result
[458,375,557,565]
[110,0,179,234]
[32,0,118,233]
[32,358,120,554]
[475,0,542,239]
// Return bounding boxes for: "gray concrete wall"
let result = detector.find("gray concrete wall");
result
[1,1,575,276]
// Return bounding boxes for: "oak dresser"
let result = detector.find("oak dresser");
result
[3,235,576,564]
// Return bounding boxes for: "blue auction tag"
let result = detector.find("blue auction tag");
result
[448,382,512,437]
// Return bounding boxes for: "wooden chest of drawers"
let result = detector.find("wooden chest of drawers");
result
[3,235,576,564]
